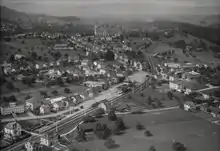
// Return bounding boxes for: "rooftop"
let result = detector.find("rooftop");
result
[5,122,21,130]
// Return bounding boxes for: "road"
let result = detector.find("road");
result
[196,86,220,93]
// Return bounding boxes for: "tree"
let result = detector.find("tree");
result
[174,40,186,49]
[147,96,153,105]
[54,51,62,60]
[57,77,64,86]
[136,122,145,130]
[6,82,15,90]
[75,128,86,142]
[144,130,153,137]
[64,88,71,93]
[9,95,17,102]
[40,91,48,97]
[104,138,116,149]
[38,56,42,61]
[52,90,59,96]
[64,53,69,58]
[115,117,126,131]
[94,123,111,140]
[174,58,179,62]
[108,110,117,121]
[148,146,156,151]
[172,141,186,151]
[104,50,115,61]
[31,52,38,60]
[94,108,105,118]
[155,99,163,108]
[25,95,32,100]
[167,91,173,100]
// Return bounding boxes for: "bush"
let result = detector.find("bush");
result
[144,130,153,137]
[94,108,105,118]
[115,117,126,131]
[104,138,116,149]
[94,123,111,140]
[108,110,117,121]
[136,122,145,130]
[172,141,186,151]
[51,90,59,96]
[148,146,156,151]
[75,129,86,142]
[64,88,71,93]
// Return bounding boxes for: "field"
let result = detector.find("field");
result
[114,85,179,111]
[142,34,220,66]
[71,108,220,151]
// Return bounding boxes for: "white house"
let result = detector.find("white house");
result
[99,68,106,75]
[98,102,109,113]
[184,101,196,111]
[164,63,180,69]
[39,105,50,115]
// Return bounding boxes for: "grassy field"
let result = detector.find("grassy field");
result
[73,108,220,151]
[114,86,179,110]
[141,34,220,66]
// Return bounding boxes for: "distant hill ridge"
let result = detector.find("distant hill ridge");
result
[0,5,80,25]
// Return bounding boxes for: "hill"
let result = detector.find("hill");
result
[0,6,80,25]
[151,20,220,46]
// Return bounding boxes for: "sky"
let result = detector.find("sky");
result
[1,0,220,17]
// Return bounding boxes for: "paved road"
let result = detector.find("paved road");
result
[196,86,220,93]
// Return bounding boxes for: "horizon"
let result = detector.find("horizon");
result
[1,0,220,18]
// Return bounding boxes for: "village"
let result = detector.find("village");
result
[1,11,220,151]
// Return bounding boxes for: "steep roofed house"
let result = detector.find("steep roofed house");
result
[4,122,22,140]
[39,104,51,115]
[26,97,42,111]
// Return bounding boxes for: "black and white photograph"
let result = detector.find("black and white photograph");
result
[0,0,220,151]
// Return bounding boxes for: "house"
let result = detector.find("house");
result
[182,71,200,80]
[53,43,70,50]
[169,80,205,95]
[0,102,25,116]
[40,133,57,147]
[14,54,26,60]
[39,105,51,115]
[4,122,22,139]
[25,141,55,151]
[99,68,106,75]
[25,137,39,151]
[52,101,65,111]
[184,101,196,111]
[209,107,220,117]
[49,96,66,104]
[26,98,42,111]
[164,63,180,69]
[81,59,89,66]
[98,100,111,113]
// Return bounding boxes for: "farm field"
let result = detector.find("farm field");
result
[114,86,179,111]
[72,108,220,151]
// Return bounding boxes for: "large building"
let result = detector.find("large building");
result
[0,102,25,116]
